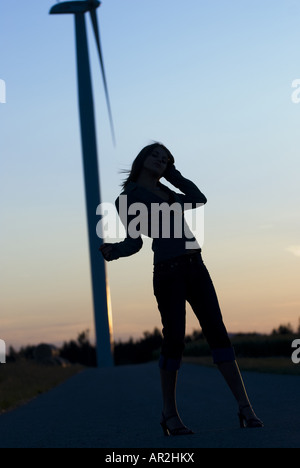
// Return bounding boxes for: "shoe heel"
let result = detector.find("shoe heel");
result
[238,405,264,429]
[160,421,170,437]
[238,412,245,429]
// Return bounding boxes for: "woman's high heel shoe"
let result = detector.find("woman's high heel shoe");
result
[160,413,194,437]
[238,405,264,429]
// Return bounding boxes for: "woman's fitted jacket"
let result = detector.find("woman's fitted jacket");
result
[109,166,207,265]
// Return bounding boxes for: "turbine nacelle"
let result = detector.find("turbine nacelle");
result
[50,1,101,15]
[50,0,116,146]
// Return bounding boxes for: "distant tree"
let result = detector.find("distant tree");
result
[272,323,294,336]
[18,345,36,360]
[114,328,162,366]
[60,330,97,367]
[7,346,18,362]
[185,330,204,343]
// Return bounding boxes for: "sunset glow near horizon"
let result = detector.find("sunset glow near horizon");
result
[1,0,300,350]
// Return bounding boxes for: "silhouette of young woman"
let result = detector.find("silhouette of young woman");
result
[100,143,263,436]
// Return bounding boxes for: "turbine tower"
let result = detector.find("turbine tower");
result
[50,0,115,367]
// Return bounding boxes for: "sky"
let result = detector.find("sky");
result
[1,0,300,350]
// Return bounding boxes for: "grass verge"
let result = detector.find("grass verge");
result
[0,361,84,414]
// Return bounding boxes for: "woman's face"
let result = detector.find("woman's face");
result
[143,147,169,178]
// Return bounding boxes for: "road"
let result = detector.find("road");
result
[0,362,299,448]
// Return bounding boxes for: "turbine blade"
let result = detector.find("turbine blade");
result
[90,8,116,146]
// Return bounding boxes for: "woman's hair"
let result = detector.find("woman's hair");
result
[121,143,175,190]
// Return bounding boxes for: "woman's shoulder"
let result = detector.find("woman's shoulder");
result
[118,181,137,197]
[115,182,138,208]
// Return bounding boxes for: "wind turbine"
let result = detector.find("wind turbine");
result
[49,0,115,367]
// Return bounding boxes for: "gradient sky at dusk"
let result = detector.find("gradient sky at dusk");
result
[1,0,300,349]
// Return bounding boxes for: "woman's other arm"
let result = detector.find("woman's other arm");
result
[164,165,207,207]
[99,193,144,262]
[99,236,143,261]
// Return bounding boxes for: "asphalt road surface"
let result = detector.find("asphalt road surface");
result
[0,362,299,448]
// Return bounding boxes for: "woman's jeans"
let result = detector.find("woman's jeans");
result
[153,252,235,371]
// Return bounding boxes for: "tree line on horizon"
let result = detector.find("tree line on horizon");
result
[7,320,300,367]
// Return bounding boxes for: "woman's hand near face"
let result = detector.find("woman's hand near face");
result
[163,163,177,182]
[99,243,114,261]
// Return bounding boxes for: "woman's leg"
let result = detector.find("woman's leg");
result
[186,257,262,423]
[153,265,188,430]
[217,361,263,424]
[160,368,178,417]
[159,368,194,434]
[217,360,251,407]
